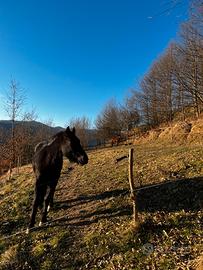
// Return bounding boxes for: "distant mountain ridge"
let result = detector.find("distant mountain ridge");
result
[0,120,98,147]
[0,120,64,136]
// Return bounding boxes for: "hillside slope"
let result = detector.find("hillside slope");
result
[0,144,202,269]
[134,118,203,146]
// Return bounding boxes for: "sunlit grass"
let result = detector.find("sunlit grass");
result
[0,143,202,269]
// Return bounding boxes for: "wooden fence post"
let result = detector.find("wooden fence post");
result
[128,148,139,227]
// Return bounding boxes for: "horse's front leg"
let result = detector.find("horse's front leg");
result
[47,177,60,211]
[26,179,47,233]
[47,191,55,212]
[28,188,45,230]
[40,184,57,225]
[29,195,39,229]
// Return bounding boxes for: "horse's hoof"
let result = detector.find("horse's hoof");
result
[39,221,42,227]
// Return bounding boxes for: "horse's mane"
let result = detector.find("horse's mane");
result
[34,131,65,153]
[51,130,65,140]
[34,141,48,153]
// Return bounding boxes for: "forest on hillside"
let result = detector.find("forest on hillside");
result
[96,0,203,132]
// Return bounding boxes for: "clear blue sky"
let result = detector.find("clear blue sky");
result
[0,0,189,127]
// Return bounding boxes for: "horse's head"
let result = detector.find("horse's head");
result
[62,126,88,166]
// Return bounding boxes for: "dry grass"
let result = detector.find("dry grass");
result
[188,118,203,145]
[0,143,202,270]
[134,119,203,146]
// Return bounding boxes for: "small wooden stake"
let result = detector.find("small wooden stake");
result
[128,148,139,227]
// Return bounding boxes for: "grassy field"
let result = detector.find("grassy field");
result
[0,143,202,270]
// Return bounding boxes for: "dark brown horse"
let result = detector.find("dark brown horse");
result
[27,127,88,232]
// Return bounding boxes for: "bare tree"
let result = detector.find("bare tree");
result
[4,79,25,178]
[68,116,91,148]
[22,107,38,121]
[120,96,140,130]
[95,99,122,140]
[14,108,39,167]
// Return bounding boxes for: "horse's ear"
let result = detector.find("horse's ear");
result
[72,127,76,134]
[66,126,71,135]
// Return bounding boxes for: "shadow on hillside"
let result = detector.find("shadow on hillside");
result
[54,189,129,210]
[49,206,131,227]
[50,177,202,227]
[137,177,203,212]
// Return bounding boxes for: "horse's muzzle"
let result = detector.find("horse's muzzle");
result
[77,153,88,165]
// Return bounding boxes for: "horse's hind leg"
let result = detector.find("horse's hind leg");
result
[47,188,55,212]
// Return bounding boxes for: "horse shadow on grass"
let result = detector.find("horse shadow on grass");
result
[46,176,203,228]
[53,189,129,210]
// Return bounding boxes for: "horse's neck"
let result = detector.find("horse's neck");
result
[48,137,62,154]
